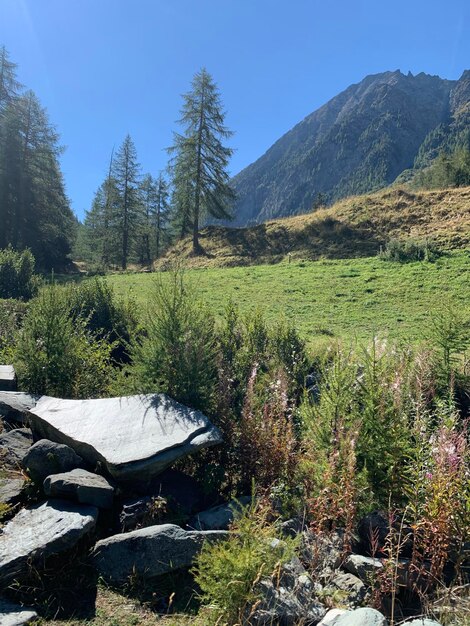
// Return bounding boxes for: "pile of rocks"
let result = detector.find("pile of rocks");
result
[0,369,458,625]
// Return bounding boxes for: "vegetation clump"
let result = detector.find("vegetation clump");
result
[0,246,39,300]
[379,237,442,263]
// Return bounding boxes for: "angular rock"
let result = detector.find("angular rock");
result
[0,477,25,506]
[119,495,167,531]
[335,607,387,626]
[0,598,38,626]
[343,554,383,580]
[189,496,252,530]
[92,523,227,583]
[0,392,39,426]
[28,394,222,482]
[302,530,345,573]
[357,510,413,558]
[0,366,16,392]
[24,439,85,484]
[329,571,367,605]
[318,609,348,626]
[44,468,114,509]
[0,500,98,586]
[252,558,326,625]
[0,428,33,469]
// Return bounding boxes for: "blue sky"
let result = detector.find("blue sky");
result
[1,0,469,219]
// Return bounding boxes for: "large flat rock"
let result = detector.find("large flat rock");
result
[0,392,39,425]
[92,523,227,583]
[0,500,98,587]
[27,394,222,482]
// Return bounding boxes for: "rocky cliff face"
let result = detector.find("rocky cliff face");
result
[231,70,469,226]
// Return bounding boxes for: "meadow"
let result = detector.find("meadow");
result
[107,250,470,346]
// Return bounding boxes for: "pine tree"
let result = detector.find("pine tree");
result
[112,134,141,269]
[152,173,170,259]
[168,68,235,252]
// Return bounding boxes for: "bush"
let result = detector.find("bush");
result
[127,270,218,411]
[193,500,298,625]
[66,277,139,364]
[379,238,441,263]
[14,284,113,398]
[0,246,40,300]
[0,299,27,359]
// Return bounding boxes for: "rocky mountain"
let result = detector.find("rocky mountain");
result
[231,70,470,226]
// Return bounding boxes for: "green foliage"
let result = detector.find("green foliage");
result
[14,283,113,397]
[193,500,298,625]
[0,246,39,300]
[168,68,235,251]
[0,298,27,359]
[66,277,139,364]
[126,269,218,411]
[414,148,470,190]
[379,238,441,263]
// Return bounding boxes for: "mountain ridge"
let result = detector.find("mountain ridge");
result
[230,69,469,226]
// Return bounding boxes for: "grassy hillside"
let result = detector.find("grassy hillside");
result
[108,250,470,345]
[158,186,470,269]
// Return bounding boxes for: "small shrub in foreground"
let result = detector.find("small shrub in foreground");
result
[14,284,113,398]
[379,238,441,263]
[193,500,297,625]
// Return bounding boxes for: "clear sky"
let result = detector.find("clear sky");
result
[1,0,469,219]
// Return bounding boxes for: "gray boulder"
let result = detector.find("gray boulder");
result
[0,392,39,425]
[0,429,33,469]
[27,394,222,483]
[251,557,326,625]
[92,523,227,583]
[0,477,25,506]
[328,571,367,605]
[23,439,85,484]
[343,554,383,580]
[0,366,16,392]
[335,607,387,625]
[0,500,98,586]
[318,609,348,626]
[189,496,252,530]
[44,468,114,509]
[0,598,38,626]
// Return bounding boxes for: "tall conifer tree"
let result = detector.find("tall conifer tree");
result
[168,68,235,252]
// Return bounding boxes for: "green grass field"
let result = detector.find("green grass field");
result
[106,250,470,346]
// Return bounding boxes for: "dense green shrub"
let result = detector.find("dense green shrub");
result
[0,246,40,300]
[14,284,113,398]
[66,277,139,363]
[126,270,218,411]
[193,501,297,625]
[379,237,441,263]
[0,299,27,360]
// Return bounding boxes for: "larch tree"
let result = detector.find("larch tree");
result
[168,68,235,253]
[112,134,141,269]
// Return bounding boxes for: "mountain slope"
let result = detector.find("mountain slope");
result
[159,186,470,269]
[231,70,469,226]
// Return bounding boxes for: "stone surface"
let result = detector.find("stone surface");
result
[24,439,85,484]
[28,394,222,482]
[318,608,348,626]
[329,571,367,605]
[0,500,98,586]
[335,607,387,626]
[0,392,39,425]
[301,530,345,573]
[0,428,33,468]
[189,496,251,530]
[0,598,38,625]
[0,366,16,392]
[252,557,326,625]
[44,468,114,509]
[343,554,383,580]
[92,523,227,583]
[0,477,25,505]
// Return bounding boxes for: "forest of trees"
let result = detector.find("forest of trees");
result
[78,68,236,268]
[0,46,76,269]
